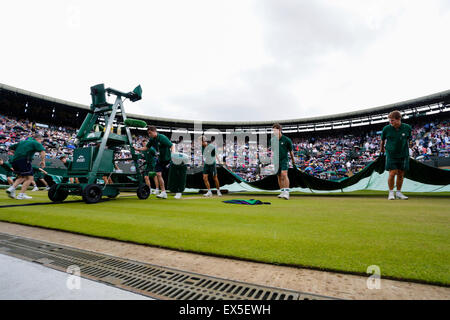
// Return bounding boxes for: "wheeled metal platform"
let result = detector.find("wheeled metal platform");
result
[48,84,152,204]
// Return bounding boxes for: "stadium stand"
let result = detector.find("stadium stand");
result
[0,83,449,184]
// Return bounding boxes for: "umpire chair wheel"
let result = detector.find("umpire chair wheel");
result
[137,184,150,200]
[82,184,103,204]
[48,184,69,202]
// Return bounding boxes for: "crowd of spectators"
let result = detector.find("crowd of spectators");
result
[410,121,449,160]
[188,120,449,181]
[283,119,448,180]
[0,113,448,182]
[0,115,78,159]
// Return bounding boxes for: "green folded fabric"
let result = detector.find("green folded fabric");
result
[223,199,271,205]
[124,119,147,128]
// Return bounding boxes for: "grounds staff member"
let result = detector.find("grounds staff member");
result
[143,146,160,195]
[60,155,79,184]
[135,125,174,199]
[201,136,222,197]
[6,134,46,200]
[380,110,411,200]
[0,154,15,186]
[272,123,296,200]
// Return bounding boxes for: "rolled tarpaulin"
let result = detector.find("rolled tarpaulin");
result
[168,162,187,193]
[168,153,189,193]
[124,118,147,128]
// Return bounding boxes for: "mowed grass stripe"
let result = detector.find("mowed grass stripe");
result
[0,191,449,285]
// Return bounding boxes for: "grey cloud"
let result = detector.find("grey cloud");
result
[171,69,298,121]
[169,0,391,121]
[257,0,379,62]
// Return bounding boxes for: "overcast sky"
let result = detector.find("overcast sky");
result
[1,0,450,121]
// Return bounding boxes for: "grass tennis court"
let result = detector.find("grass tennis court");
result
[0,190,449,285]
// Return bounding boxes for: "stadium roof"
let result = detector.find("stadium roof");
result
[0,83,89,111]
[1,82,449,129]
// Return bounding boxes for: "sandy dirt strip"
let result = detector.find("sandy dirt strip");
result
[0,222,448,300]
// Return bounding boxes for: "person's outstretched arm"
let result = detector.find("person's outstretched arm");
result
[135,145,148,152]
[290,150,296,167]
[380,140,385,154]
[39,151,46,168]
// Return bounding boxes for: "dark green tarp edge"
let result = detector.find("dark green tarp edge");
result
[185,155,450,190]
[248,156,384,191]
[1,156,449,191]
[247,156,450,190]
[185,165,245,189]
[247,155,450,190]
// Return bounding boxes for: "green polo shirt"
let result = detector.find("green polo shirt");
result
[381,123,412,158]
[10,139,45,162]
[272,135,293,163]
[146,133,173,163]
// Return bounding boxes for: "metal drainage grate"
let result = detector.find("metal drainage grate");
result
[0,234,13,241]
[0,233,338,300]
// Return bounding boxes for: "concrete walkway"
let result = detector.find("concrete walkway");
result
[0,254,152,300]
[1,222,449,300]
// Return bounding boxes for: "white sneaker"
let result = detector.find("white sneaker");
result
[388,191,395,200]
[157,191,167,199]
[396,191,408,200]
[6,187,16,199]
[277,191,284,198]
[32,186,39,192]
[204,191,212,197]
[152,189,160,195]
[281,191,290,200]
[174,193,182,199]
[16,193,33,200]
[217,190,222,197]
[44,187,50,191]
